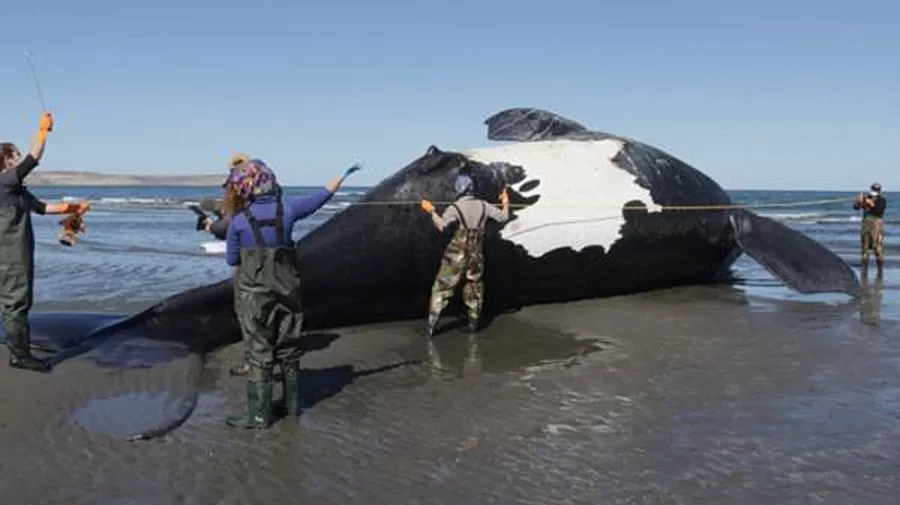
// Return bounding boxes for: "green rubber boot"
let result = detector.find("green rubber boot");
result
[226,379,273,429]
[8,349,52,373]
[6,319,52,374]
[282,362,301,417]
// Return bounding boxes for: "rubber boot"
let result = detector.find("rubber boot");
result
[423,313,439,338]
[876,259,884,278]
[226,379,273,429]
[6,321,52,373]
[282,362,301,417]
[8,348,52,373]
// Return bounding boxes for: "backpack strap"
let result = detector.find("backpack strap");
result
[241,192,286,248]
[476,201,487,229]
[450,203,470,230]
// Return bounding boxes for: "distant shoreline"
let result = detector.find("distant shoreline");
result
[26,171,224,187]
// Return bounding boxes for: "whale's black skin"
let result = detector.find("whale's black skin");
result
[4,108,860,438]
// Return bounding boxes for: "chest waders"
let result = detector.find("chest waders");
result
[227,265,252,377]
[0,193,51,373]
[226,195,305,429]
[425,201,487,337]
[860,214,885,276]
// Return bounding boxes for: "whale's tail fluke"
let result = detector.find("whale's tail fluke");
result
[483,108,588,142]
[730,209,861,296]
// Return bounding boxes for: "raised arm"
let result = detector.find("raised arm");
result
[288,187,336,220]
[288,163,362,219]
[420,200,458,232]
[0,113,53,187]
[484,188,510,223]
[29,112,54,163]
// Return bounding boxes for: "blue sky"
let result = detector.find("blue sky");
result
[1,0,897,190]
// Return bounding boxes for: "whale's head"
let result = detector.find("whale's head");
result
[290,144,537,328]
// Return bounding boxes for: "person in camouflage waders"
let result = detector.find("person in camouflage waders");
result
[223,158,359,429]
[853,182,887,278]
[1,112,91,373]
[420,173,509,337]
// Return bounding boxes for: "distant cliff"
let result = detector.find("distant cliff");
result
[25,171,223,186]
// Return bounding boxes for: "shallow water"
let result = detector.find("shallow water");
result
[71,389,228,438]
[28,185,366,306]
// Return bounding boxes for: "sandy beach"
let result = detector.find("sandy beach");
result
[0,281,896,505]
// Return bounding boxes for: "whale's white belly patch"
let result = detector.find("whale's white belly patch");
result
[463,139,662,258]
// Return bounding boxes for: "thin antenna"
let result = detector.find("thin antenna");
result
[24,51,48,111]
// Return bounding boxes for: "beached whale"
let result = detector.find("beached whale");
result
[4,107,861,438]
[27,104,866,345]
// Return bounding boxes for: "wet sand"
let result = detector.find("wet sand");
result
[1,285,898,504]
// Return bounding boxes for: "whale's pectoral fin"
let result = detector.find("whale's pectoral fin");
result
[731,210,861,295]
[483,108,588,142]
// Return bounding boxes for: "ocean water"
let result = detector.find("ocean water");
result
[23,186,899,319]
[27,185,367,309]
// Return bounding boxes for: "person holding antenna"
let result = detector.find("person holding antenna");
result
[0,112,91,372]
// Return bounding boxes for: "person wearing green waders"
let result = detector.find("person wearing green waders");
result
[223,158,360,429]
[1,112,91,372]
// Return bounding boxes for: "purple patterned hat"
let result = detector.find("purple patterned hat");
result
[226,159,278,199]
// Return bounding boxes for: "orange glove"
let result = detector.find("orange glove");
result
[499,188,509,205]
[36,112,53,144]
[39,112,53,132]
[61,200,90,214]
[420,199,434,214]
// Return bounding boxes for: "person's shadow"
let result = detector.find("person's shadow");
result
[859,275,884,326]
[271,332,419,420]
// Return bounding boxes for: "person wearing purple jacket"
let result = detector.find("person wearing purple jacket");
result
[223,157,360,429]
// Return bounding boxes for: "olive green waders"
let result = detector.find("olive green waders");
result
[860,215,885,276]
[228,265,251,377]
[0,197,52,373]
[226,196,305,429]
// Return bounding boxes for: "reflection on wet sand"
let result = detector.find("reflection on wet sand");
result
[423,315,606,381]
[4,284,900,504]
[859,275,885,326]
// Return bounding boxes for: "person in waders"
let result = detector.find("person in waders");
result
[1,112,91,372]
[853,182,887,278]
[201,153,252,377]
[223,158,359,429]
[420,173,509,337]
